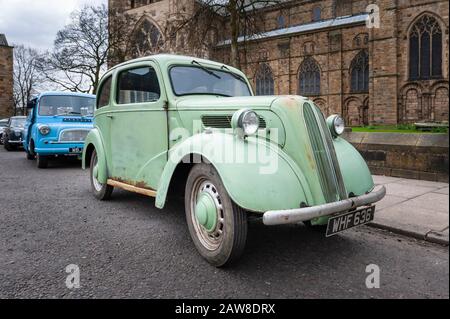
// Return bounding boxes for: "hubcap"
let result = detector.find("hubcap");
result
[190,179,225,251]
[195,192,218,232]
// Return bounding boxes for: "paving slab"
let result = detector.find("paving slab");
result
[375,194,407,211]
[384,182,439,198]
[372,175,401,185]
[434,187,449,195]
[396,179,449,189]
[404,192,449,213]
[369,175,449,245]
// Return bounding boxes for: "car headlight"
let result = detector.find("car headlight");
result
[231,109,260,138]
[327,115,345,137]
[38,125,50,135]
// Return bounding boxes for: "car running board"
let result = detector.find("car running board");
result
[107,179,157,198]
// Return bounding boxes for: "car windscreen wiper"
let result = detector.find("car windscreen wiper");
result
[192,60,221,79]
[220,65,246,83]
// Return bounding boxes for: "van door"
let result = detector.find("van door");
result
[109,62,168,190]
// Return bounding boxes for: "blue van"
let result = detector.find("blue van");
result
[23,92,95,168]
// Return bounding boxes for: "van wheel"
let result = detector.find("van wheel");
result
[36,154,48,168]
[26,150,35,160]
[90,149,113,200]
[185,163,247,267]
[27,141,35,160]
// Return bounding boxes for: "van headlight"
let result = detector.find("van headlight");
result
[38,125,50,135]
[327,115,345,137]
[232,109,260,138]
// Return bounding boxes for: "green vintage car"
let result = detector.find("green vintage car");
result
[82,54,386,267]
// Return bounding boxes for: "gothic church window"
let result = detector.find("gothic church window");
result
[350,50,369,93]
[299,57,321,96]
[255,63,275,95]
[409,14,443,80]
[130,19,164,58]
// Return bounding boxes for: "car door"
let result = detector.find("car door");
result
[109,61,168,190]
[94,75,114,172]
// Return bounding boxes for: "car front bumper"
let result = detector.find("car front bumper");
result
[8,139,23,144]
[263,185,386,226]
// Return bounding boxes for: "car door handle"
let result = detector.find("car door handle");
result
[107,115,114,119]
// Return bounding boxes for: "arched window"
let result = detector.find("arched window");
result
[299,57,320,96]
[255,64,274,96]
[409,15,442,80]
[350,50,369,93]
[130,19,164,58]
[277,15,286,28]
[312,6,322,22]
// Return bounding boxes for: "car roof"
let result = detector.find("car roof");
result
[106,54,243,76]
[38,91,96,99]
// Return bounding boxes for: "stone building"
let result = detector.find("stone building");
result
[108,0,449,125]
[0,33,14,118]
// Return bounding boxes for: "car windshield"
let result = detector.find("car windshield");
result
[11,118,26,128]
[0,120,8,127]
[170,65,252,97]
[39,95,95,116]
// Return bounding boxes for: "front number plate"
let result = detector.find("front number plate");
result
[69,147,83,154]
[326,206,375,237]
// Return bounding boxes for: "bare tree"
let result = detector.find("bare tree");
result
[37,5,110,93]
[172,0,280,68]
[13,45,42,116]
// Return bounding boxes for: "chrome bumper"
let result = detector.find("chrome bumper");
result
[263,185,386,226]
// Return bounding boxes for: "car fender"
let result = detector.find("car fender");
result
[82,128,108,184]
[155,132,313,213]
[333,137,374,196]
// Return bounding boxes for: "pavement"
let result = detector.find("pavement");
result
[0,148,448,298]
[370,175,449,245]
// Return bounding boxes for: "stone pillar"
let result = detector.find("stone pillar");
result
[369,0,399,124]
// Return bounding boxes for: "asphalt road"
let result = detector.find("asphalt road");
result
[0,147,448,299]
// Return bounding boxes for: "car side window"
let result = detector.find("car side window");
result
[97,76,112,109]
[116,66,161,104]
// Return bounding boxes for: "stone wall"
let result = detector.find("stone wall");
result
[343,132,449,182]
[0,41,14,118]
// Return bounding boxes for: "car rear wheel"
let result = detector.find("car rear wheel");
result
[36,154,48,168]
[4,140,14,151]
[185,163,247,267]
[90,149,113,200]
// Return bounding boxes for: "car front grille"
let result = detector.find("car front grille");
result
[201,115,267,129]
[303,103,347,203]
[59,129,90,142]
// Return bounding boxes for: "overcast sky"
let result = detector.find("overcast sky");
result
[0,0,107,50]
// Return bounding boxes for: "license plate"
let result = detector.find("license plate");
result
[69,147,83,153]
[326,205,375,237]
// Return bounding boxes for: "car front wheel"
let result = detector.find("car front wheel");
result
[36,154,48,168]
[185,163,247,267]
[90,149,113,200]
